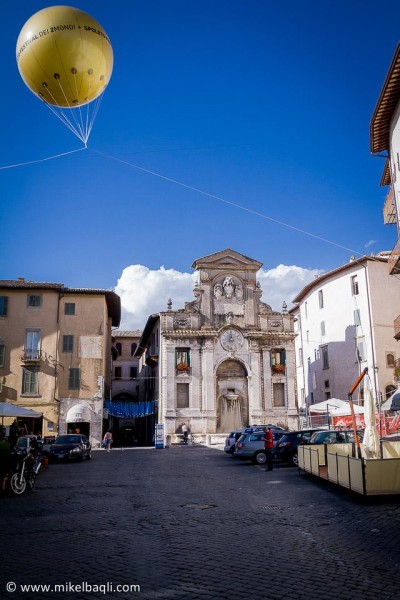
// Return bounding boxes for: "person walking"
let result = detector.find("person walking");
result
[103,430,113,452]
[181,423,189,445]
[263,427,274,471]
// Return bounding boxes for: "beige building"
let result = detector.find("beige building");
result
[135,249,298,442]
[290,254,400,413]
[0,279,120,445]
[370,42,400,342]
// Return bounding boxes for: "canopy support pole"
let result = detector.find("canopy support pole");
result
[348,367,368,458]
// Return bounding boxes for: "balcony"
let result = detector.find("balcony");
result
[145,345,158,367]
[21,349,41,363]
[394,314,400,341]
[388,239,400,275]
[383,187,397,225]
[176,363,191,376]
[272,364,286,375]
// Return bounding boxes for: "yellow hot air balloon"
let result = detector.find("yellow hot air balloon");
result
[16,6,113,143]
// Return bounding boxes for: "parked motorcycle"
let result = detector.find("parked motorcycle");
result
[8,436,42,496]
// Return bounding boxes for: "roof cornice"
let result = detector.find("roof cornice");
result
[370,43,400,154]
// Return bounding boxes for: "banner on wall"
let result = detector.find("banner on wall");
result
[155,423,164,449]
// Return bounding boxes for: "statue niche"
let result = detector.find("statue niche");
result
[213,275,244,317]
[216,359,248,432]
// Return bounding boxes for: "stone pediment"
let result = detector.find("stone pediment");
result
[192,248,262,272]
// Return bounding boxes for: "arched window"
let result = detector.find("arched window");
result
[116,343,122,356]
[131,343,137,356]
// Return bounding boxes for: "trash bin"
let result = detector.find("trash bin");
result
[165,434,171,448]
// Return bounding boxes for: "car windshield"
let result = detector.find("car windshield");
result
[310,431,337,444]
[55,435,81,444]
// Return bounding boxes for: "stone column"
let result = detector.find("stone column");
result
[249,345,263,420]
[190,341,202,415]
[262,347,273,412]
[164,345,177,421]
[201,339,216,432]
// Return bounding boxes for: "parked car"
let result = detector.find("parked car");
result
[224,430,244,454]
[243,424,286,433]
[41,436,56,456]
[275,429,324,466]
[224,425,287,455]
[49,434,92,462]
[308,429,364,445]
[234,429,288,465]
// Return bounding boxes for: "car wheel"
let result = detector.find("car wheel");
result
[291,452,299,467]
[254,451,267,465]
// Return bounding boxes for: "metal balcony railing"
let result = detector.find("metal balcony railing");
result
[383,187,397,225]
[176,364,191,376]
[272,364,286,375]
[388,239,400,275]
[21,349,41,362]
[394,314,400,341]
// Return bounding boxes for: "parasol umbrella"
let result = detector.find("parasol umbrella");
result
[362,381,380,459]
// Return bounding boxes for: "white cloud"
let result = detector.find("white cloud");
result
[257,264,323,312]
[365,240,376,248]
[115,263,323,330]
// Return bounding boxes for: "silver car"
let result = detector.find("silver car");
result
[224,429,244,454]
[235,430,287,465]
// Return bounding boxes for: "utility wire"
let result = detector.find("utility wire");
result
[92,148,364,257]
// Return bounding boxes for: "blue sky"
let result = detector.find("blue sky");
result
[1,1,398,328]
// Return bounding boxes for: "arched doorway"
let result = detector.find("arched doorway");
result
[66,404,91,437]
[216,359,248,433]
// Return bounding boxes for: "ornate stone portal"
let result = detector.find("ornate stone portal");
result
[138,248,298,439]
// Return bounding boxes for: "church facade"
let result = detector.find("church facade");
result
[136,249,298,439]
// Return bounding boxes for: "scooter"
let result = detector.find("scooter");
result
[8,437,42,496]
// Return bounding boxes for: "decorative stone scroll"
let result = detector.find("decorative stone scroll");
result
[267,318,284,331]
[174,317,190,328]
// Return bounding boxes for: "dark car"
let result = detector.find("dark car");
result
[308,429,364,445]
[275,429,324,466]
[49,434,91,462]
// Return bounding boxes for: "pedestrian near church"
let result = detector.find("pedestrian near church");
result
[103,430,113,452]
[263,427,274,471]
[181,423,189,444]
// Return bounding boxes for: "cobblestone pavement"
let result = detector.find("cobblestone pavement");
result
[1,445,400,600]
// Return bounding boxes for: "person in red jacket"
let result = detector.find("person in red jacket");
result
[263,427,274,471]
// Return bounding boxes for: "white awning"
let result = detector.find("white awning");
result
[330,403,364,417]
[308,398,347,414]
[66,404,92,423]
